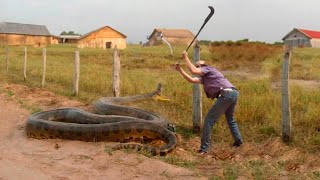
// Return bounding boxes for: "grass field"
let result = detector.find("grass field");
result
[0,43,320,178]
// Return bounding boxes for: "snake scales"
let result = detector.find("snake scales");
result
[25,84,177,156]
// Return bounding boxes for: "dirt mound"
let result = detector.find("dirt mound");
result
[2,83,92,111]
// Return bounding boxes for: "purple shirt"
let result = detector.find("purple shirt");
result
[199,65,235,99]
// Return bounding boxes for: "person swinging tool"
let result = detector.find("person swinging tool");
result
[175,51,243,155]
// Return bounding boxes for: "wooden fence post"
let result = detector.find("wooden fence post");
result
[112,45,120,97]
[41,48,46,87]
[23,46,27,81]
[192,44,202,133]
[73,51,80,95]
[6,46,9,73]
[282,46,292,142]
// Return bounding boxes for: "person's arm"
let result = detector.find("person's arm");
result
[175,63,201,84]
[182,51,204,76]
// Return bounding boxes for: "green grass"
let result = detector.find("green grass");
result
[223,165,239,180]
[248,160,270,179]
[159,155,197,169]
[290,48,320,80]
[6,89,14,97]
[311,171,320,180]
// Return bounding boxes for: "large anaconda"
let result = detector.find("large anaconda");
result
[25,84,177,156]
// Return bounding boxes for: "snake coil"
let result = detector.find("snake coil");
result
[26,84,177,156]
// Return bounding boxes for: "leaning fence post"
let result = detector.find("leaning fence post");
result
[192,44,202,133]
[282,46,292,142]
[23,46,27,81]
[41,48,46,87]
[112,45,120,97]
[6,46,9,73]
[73,51,80,95]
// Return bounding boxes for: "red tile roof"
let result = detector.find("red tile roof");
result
[298,29,320,39]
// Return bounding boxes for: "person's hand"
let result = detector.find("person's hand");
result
[182,51,188,60]
[175,63,181,72]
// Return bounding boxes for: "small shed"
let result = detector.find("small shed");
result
[282,28,320,48]
[77,26,126,49]
[59,35,80,44]
[0,22,53,47]
[145,28,195,46]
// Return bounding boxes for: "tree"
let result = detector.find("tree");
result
[60,31,81,36]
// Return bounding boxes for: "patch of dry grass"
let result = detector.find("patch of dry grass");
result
[208,42,282,72]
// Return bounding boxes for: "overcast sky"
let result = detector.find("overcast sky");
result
[1,0,320,44]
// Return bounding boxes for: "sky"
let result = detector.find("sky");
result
[1,0,320,44]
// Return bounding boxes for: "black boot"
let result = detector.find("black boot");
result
[232,142,242,147]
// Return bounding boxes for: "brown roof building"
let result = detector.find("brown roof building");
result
[0,22,56,47]
[77,26,126,49]
[145,28,195,46]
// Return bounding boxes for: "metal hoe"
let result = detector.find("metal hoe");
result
[178,6,215,63]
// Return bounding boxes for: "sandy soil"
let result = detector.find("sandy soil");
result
[0,83,206,180]
[1,83,320,179]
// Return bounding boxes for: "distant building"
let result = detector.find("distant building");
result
[145,28,195,46]
[59,35,80,44]
[0,22,55,47]
[77,26,126,49]
[282,28,320,48]
[51,35,60,45]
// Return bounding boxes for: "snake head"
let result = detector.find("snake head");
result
[166,123,176,132]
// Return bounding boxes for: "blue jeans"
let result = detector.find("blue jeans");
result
[200,89,242,152]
